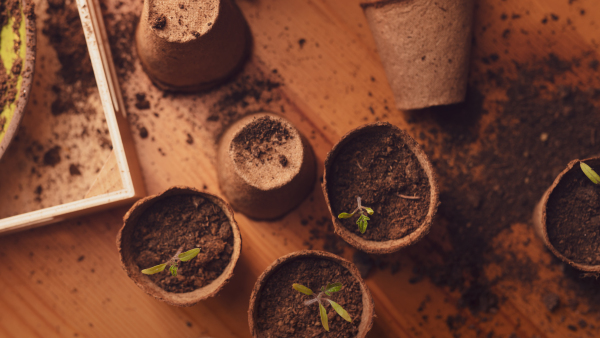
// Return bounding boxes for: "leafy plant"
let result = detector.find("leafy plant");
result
[338,196,374,234]
[141,246,200,277]
[581,162,600,185]
[292,282,352,332]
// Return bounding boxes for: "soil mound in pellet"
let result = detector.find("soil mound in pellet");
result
[255,258,363,338]
[328,127,431,241]
[547,162,600,265]
[132,194,234,293]
[148,0,218,42]
[231,115,298,187]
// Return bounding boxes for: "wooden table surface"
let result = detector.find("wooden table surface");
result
[2,0,600,337]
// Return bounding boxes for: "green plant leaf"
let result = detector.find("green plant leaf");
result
[169,264,178,277]
[328,300,352,322]
[293,283,314,296]
[364,207,374,215]
[141,263,167,275]
[357,214,370,234]
[324,282,343,296]
[581,162,600,185]
[179,248,200,262]
[338,212,354,219]
[319,303,329,332]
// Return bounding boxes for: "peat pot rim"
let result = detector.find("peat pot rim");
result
[0,0,36,161]
[534,157,600,272]
[248,250,374,338]
[116,186,242,307]
[322,122,440,254]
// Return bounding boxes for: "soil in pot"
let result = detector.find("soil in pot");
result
[546,162,600,265]
[328,127,431,241]
[132,194,234,293]
[255,257,363,337]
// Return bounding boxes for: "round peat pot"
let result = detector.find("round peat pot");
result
[360,0,474,110]
[533,157,600,272]
[136,0,250,92]
[0,0,36,160]
[217,113,316,220]
[117,186,242,307]
[323,122,439,254]
[248,250,374,338]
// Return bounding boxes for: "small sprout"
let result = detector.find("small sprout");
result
[293,282,352,332]
[581,162,600,185]
[337,196,374,234]
[141,246,200,277]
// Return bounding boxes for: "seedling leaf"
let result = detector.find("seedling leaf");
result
[179,248,200,262]
[338,212,354,219]
[141,263,167,275]
[319,303,329,332]
[328,300,352,322]
[324,282,343,296]
[169,264,178,277]
[357,214,370,234]
[364,207,374,215]
[581,162,600,185]
[293,283,314,296]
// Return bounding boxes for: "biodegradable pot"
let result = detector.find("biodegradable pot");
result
[136,0,250,92]
[322,122,439,254]
[217,113,316,220]
[117,186,242,307]
[248,250,374,338]
[533,158,600,273]
[361,0,474,110]
[0,0,36,160]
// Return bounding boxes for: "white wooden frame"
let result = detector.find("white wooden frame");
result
[0,0,145,234]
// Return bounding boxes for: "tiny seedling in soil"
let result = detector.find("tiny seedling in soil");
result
[292,282,352,332]
[141,246,200,277]
[338,196,374,234]
[581,162,600,185]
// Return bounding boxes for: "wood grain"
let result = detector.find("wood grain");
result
[1,0,600,337]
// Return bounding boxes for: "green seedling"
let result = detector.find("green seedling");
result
[141,246,200,277]
[338,196,374,234]
[292,282,352,332]
[581,162,600,185]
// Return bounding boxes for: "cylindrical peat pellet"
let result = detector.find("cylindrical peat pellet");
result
[361,0,475,110]
[136,0,250,92]
[217,113,316,220]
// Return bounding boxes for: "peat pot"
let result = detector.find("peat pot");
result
[117,186,242,306]
[533,157,600,273]
[248,250,374,338]
[217,113,316,220]
[361,0,474,110]
[323,122,439,254]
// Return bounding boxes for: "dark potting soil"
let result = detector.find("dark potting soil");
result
[151,14,166,30]
[255,257,363,338]
[232,115,293,167]
[132,194,234,293]
[328,126,431,241]
[547,161,600,265]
